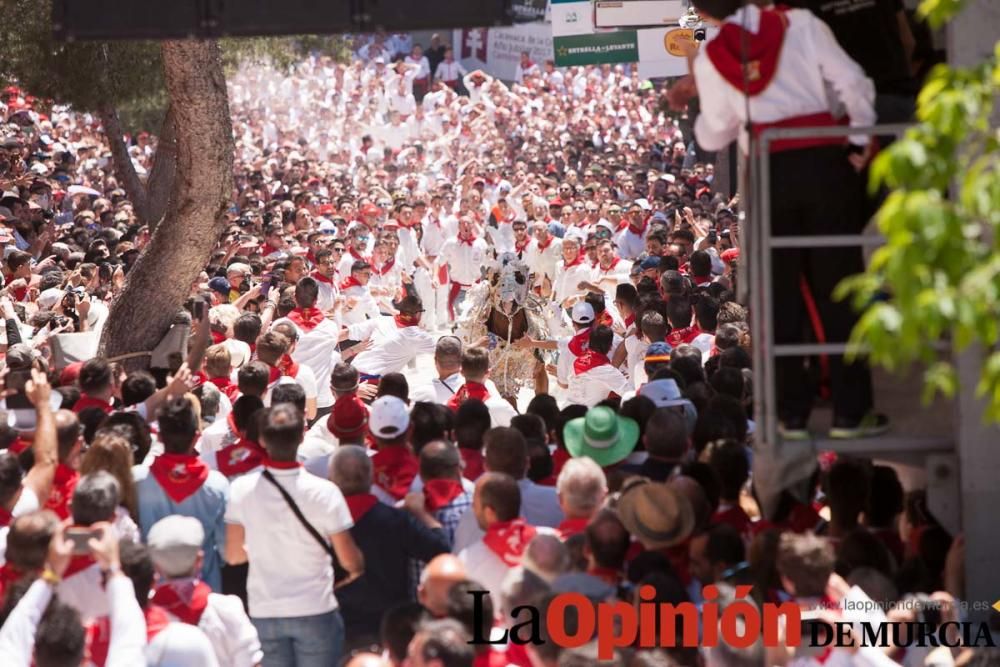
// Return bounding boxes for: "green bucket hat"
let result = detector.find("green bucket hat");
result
[563,406,640,468]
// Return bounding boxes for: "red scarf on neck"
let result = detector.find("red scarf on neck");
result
[624,313,636,329]
[395,312,422,328]
[459,448,484,481]
[424,479,465,511]
[447,381,490,411]
[216,438,266,478]
[705,8,788,95]
[152,580,211,626]
[73,395,114,415]
[348,247,369,262]
[372,446,419,500]
[44,464,79,520]
[311,270,334,285]
[458,233,476,247]
[567,326,592,356]
[0,563,28,599]
[563,253,585,269]
[208,376,240,402]
[536,235,554,252]
[374,257,396,276]
[65,553,97,578]
[573,349,611,375]
[287,307,325,332]
[210,330,227,345]
[514,237,531,254]
[266,365,282,388]
[339,275,363,290]
[596,310,614,328]
[277,354,300,378]
[600,257,621,273]
[345,492,379,522]
[149,454,209,503]
[0,505,11,529]
[483,519,537,566]
[628,216,649,235]
[557,516,590,540]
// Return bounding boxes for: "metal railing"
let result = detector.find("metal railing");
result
[746,122,914,449]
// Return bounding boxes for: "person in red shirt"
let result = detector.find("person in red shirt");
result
[369,396,418,503]
[44,410,84,520]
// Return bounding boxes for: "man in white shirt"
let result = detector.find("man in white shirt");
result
[524,221,562,293]
[338,260,382,326]
[434,48,466,90]
[409,336,502,405]
[691,0,881,439]
[566,325,631,407]
[347,295,438,380]
[437,217,488,321]
[225,404,365,667]
[552,230,594,310]
[148,516,263,667]
[514,51,540,84]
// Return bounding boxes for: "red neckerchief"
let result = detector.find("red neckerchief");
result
[149,453,209,503]
[395,312,422,328]
[447,381,490,411]
[372,446,419,500]
[0,563,26,599]
[596,310,614,328]
[373,257,396,276]
[563,253,585,269]
[482,519,537,567]
[667,325,702,347]
[713,504,752,536]
[263,458,301,469]
[0,504,11,528]
[65,553,97,578]
[345,492,379,521]
[311,270,334,285]
[87,604,172,667]
[44,464,79,520]
[459,447,484,481]
[208,376,240,402]
[536,235,554,252]
[9,436,30,455]
[552,447,571,479]
[457,233,476,247]
[628,216,649,235]
[573,349,611,375]
[705,8,788,95]
[624,314,636,329]
[424,479,464,511]
[514,237,531,254]
[277,354,300,378]
[216,438,266,478]
[557,516,590,540]
[151,580,211,626]
[287,307,325,332]
[693,274,712,286]
[266,364,282,388]
[73,395,114,415]
[600,257,621,273]
[339,275,363,290]
[210,330,227,345]
[348,247,369,262]
[567,327,592,356]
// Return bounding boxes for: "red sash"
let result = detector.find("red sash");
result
[482,519,537,567]
[73,395,114,415]
[345,492,379,522]
[372,447,419,500]
[447,381,491,411]
[287,307,325,332]
[152,580,211,626]
[44,464,79,520]
[705,9,788,95]
[573,349,611,376]
[216,438,266,478]
[149,454,209,504]
[459,448,485,481]
[424,479,464,511]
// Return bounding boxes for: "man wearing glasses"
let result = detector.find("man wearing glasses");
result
[311,247,341,312]
[615,201,650,261]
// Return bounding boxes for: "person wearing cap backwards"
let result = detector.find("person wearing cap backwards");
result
[566,326,630,407]
[225,404,364,667]
[147,515,263,666]
[690,0,885,439]
[437,217,488,322]
[368,395,419,504]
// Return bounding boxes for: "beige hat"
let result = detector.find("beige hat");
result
[615,477,695,549]
[148,515,204,578]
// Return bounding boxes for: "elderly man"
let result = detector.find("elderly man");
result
[554,457,608,540]
[330,445,450,645]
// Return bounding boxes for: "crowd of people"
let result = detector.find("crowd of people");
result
[0,9,989,667]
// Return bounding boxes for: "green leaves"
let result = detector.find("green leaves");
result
[838,16,1000,417]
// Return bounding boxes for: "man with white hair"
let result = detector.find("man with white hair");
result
[554,457,607,540]
[147,515,263,667]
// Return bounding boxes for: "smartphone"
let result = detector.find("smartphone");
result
[193,299,207,321]
[260,272,273,299]
[66,527,98,555]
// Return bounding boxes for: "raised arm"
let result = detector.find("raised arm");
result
[23,368,57,505]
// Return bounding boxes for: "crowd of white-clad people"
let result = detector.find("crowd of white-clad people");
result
[0,14,987,667]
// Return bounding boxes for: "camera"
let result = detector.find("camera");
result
[679,7,707,41]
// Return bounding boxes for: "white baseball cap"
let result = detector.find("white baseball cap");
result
[369,395,410,439]
[148,515,204,577]
[571,302,595,325]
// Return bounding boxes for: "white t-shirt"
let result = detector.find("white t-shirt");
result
[225,466,353,618]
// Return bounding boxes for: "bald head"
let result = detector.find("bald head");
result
[331,445,372,495]
[419,440,462,482]
[523,533,570,583]
[418,554,467,617]
[54,410,82,463]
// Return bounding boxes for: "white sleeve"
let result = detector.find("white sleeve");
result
[692,53,741,152]
[0,579,53,666]
[320,483,354,536]
[216,594,264,667]
[105,575,148,667]
[807,11,876,145]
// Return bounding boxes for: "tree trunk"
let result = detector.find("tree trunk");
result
[145,104,178,231]
[99,103,151,224]
[99,40,234,369]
